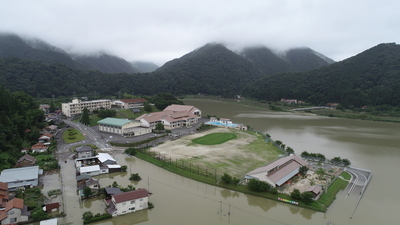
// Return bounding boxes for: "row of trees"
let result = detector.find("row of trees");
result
[301,151,351,166]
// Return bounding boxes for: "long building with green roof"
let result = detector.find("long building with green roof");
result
[97,118,151,136]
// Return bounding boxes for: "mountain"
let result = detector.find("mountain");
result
[156,43,264,97]
[74,53,140,74]
[282,47,335,71]
[131,61,159,73]
[0,33,140,74]
[240,46,335,75]
[241,43,400,108]
[240,46,290,75]
[0,33,78,68]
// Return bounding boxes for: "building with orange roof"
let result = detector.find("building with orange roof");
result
[136,104,201,130]
[0,198,29,224]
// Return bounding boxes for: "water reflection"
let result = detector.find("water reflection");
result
[220,189,240,199]
[246,195,277,212]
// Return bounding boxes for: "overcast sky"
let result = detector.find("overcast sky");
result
[1,0,399,66]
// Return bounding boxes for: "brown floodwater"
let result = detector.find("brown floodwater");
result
[35,99,400,225]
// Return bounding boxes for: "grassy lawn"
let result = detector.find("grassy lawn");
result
[192,132,237,145]
[317,172,350,208]
[63,128,85,143]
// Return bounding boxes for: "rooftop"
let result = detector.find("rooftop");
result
[97,117,135,127]
[113,189,149,203]
[0,166,41,182]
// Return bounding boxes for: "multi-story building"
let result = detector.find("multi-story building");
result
[62,98,111,117]
[136,104,201,130]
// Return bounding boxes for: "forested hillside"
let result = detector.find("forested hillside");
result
[155,43,264,97]
[241,43,400,108]
[0,87,45,170]
[0,33,140,74]
[240,46,334,75]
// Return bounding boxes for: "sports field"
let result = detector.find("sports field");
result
[150,128,283,177]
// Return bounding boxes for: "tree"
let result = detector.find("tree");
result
[301,192,314,204]
[30,207,48,221]
[299,165,309,177]
[247,179,271,192]
[221,173,232,184]
[286,147,294,155]
[316,168,325,178]
[82,211,93,220]
[83,186,92,198]
[125,147,138,155]
[49,102,56,113]
[291,189,301,200]
[143,101,152,112]
[129,173,142,181]
[155,122,165,131]
[342,158,351,166]
[275,140,282,145]
[121,165,127,172]
[80,107,90,125]
[331,157,342,165]
[301,151,310,158]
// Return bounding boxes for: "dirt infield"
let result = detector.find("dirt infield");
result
[150,128,282,177]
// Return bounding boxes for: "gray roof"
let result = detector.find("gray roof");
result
[105,187,123,195]
[76,145,93,152]
[0,166,42,182]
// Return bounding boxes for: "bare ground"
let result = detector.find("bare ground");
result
[150,128,281,177]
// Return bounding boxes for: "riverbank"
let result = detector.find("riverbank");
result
[129,147,349,212]
[181,95,400,123]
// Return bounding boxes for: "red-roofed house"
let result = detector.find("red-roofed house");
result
[114,98,148,109]
[106,189,149,217]
[31,143,48,153]
[245,155,308,187]
[0,198,29,224]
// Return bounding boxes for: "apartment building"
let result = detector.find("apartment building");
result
[62,98,111,117]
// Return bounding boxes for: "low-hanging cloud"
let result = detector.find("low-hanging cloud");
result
[0,0,399,65]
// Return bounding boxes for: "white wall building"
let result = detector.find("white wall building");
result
[108,189,149,217]
[62,98,111,117]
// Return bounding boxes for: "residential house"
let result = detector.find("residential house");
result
[15,155,36,167]
[136,104,201,130]
[0,198,29,224]
[97,153,117,165]
[244,155,308,187]
[76,146,94,159]
[113,98,148,109]
[39,104,50,113]
[78,178,100,197]
[280,98,298,104]
[31,143,48,153]
[97,118,151,137]
[0,183,8,209]
[39,133,53,143]
[106,189,150,217]
[0,166,43,191]
[45,125,58,133]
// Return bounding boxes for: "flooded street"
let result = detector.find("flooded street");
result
[47,99,400,225]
